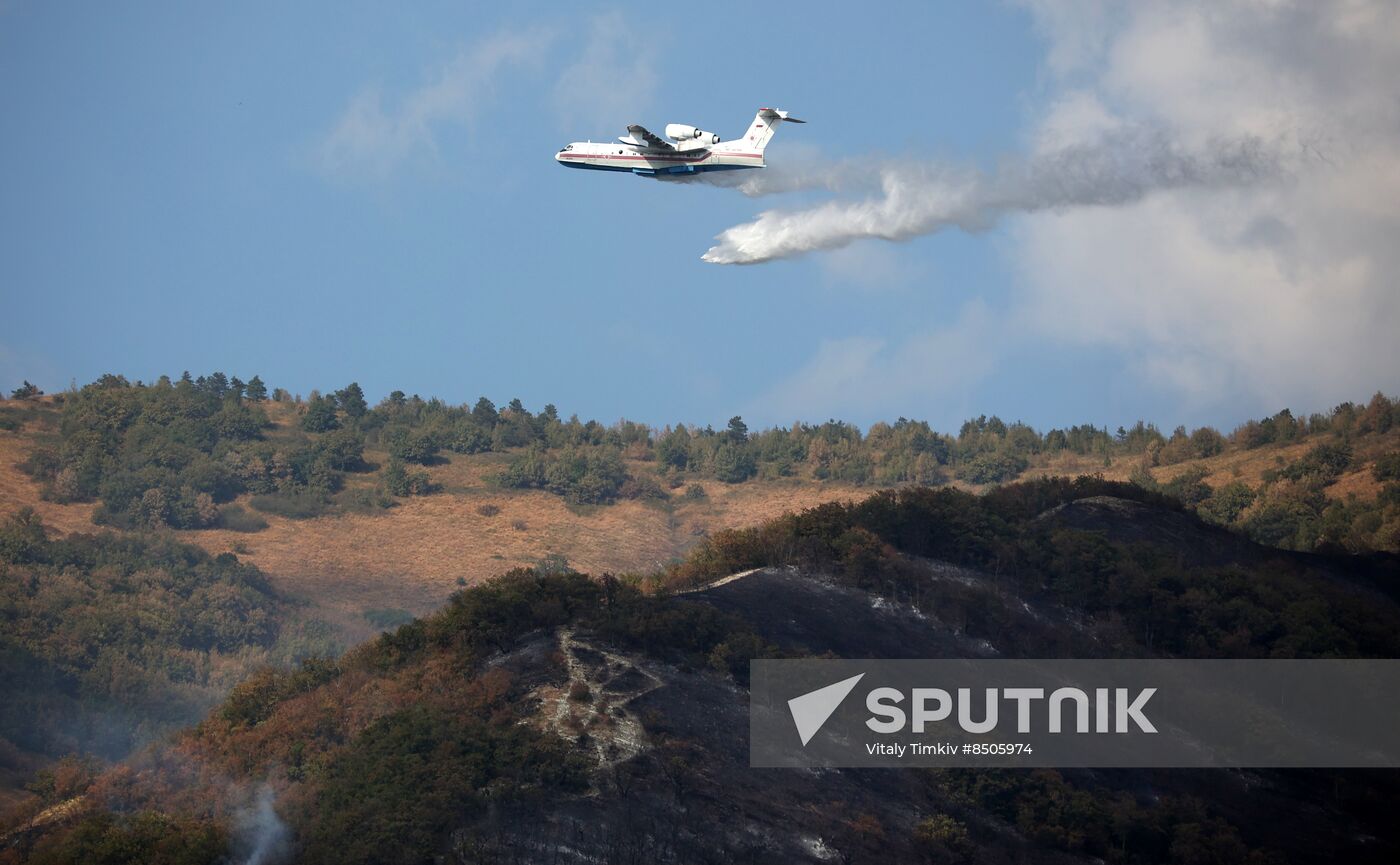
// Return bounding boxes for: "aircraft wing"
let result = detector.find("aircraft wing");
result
[625,124,674,151]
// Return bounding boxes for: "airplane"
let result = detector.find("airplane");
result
[554,108,804,177]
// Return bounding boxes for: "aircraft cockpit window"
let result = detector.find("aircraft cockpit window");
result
[559,145,573,152]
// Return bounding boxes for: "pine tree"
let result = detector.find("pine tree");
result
[336,382,368,419]
[726,416,749,444]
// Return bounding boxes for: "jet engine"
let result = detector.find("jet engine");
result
[665,124,720,145]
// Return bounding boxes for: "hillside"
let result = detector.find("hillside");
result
[0,395,871,622]
[0,513,337,816]
[2,377,1397,834]
[3,378,1397,630]
[4,483,1397,864]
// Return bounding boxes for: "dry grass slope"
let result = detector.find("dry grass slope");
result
[0,399,870,619]
[2,396,1394,623]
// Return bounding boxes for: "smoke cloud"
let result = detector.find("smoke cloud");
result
[233,786,290,865]
[701,129,1293,265]
[734,0,1400,423]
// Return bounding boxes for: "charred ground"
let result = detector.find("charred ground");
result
[4,481,1398,864]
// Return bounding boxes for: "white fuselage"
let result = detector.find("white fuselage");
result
[554,141,765,177]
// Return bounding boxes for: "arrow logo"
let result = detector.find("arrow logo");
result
[788,673,865,746]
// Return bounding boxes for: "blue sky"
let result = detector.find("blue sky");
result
[3,1,1396,433]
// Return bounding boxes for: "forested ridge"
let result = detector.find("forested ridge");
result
[8,373,1400,555]
[3,373,1400,861]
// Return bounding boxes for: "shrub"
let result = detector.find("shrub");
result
[385,427,441,464]
[1199,481,1256,525]
[498,445,627,504]
[620,472,668,500]
[383,457,435,497]
[1278,441,1353,483]
[1373,452,1400,483]
[446,421,492,454]
[1242,499,1319,549]
[711,442,757,483]
[1158,465,1212,506]
[214,504,268,533]
[301,394,340,432]
[954,452,1029,484]
[476,503,501,517]
[913,814,970,862]
[338,486,394,513]
[314,428,365,471]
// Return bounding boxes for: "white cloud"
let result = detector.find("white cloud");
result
[742,0,1400,421]
[1014,0,1400,413]
[317,28,554,179]
[745,301,1003,425]
[551,11,658,131]
[1016,0,1120,76]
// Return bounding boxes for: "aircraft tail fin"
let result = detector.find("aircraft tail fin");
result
[738,108,804,152]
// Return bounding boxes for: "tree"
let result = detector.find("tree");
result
[1190,426,1225,458]
[473,397,499,428]
[302,394,340,432]
[656,424,692,470]
[386,427,440,464]
[1201,481,1256,526]
[206,371,230,397]
[245,375,268,402]
[316,428,366,470]
[382,457,409,496]
[711,442,756,483]
[229,376,246,399]
[1360,391,1395,434]
[726,415,749,444]
[913,814,969,863]
[9,380,42,400]
[337,382,368,419]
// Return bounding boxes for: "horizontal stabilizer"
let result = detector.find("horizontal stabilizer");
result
[759,108,805,124]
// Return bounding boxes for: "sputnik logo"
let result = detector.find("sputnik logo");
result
[788,673,865,746]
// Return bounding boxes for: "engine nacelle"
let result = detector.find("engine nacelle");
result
[665,124,720,145]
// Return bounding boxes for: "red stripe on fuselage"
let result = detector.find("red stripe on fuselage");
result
[559,151,762,162]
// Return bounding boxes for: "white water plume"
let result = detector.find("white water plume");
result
[701,129,1293,265]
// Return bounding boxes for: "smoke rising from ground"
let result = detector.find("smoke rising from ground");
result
[700,129,1293,264]
[233,786,290,865]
